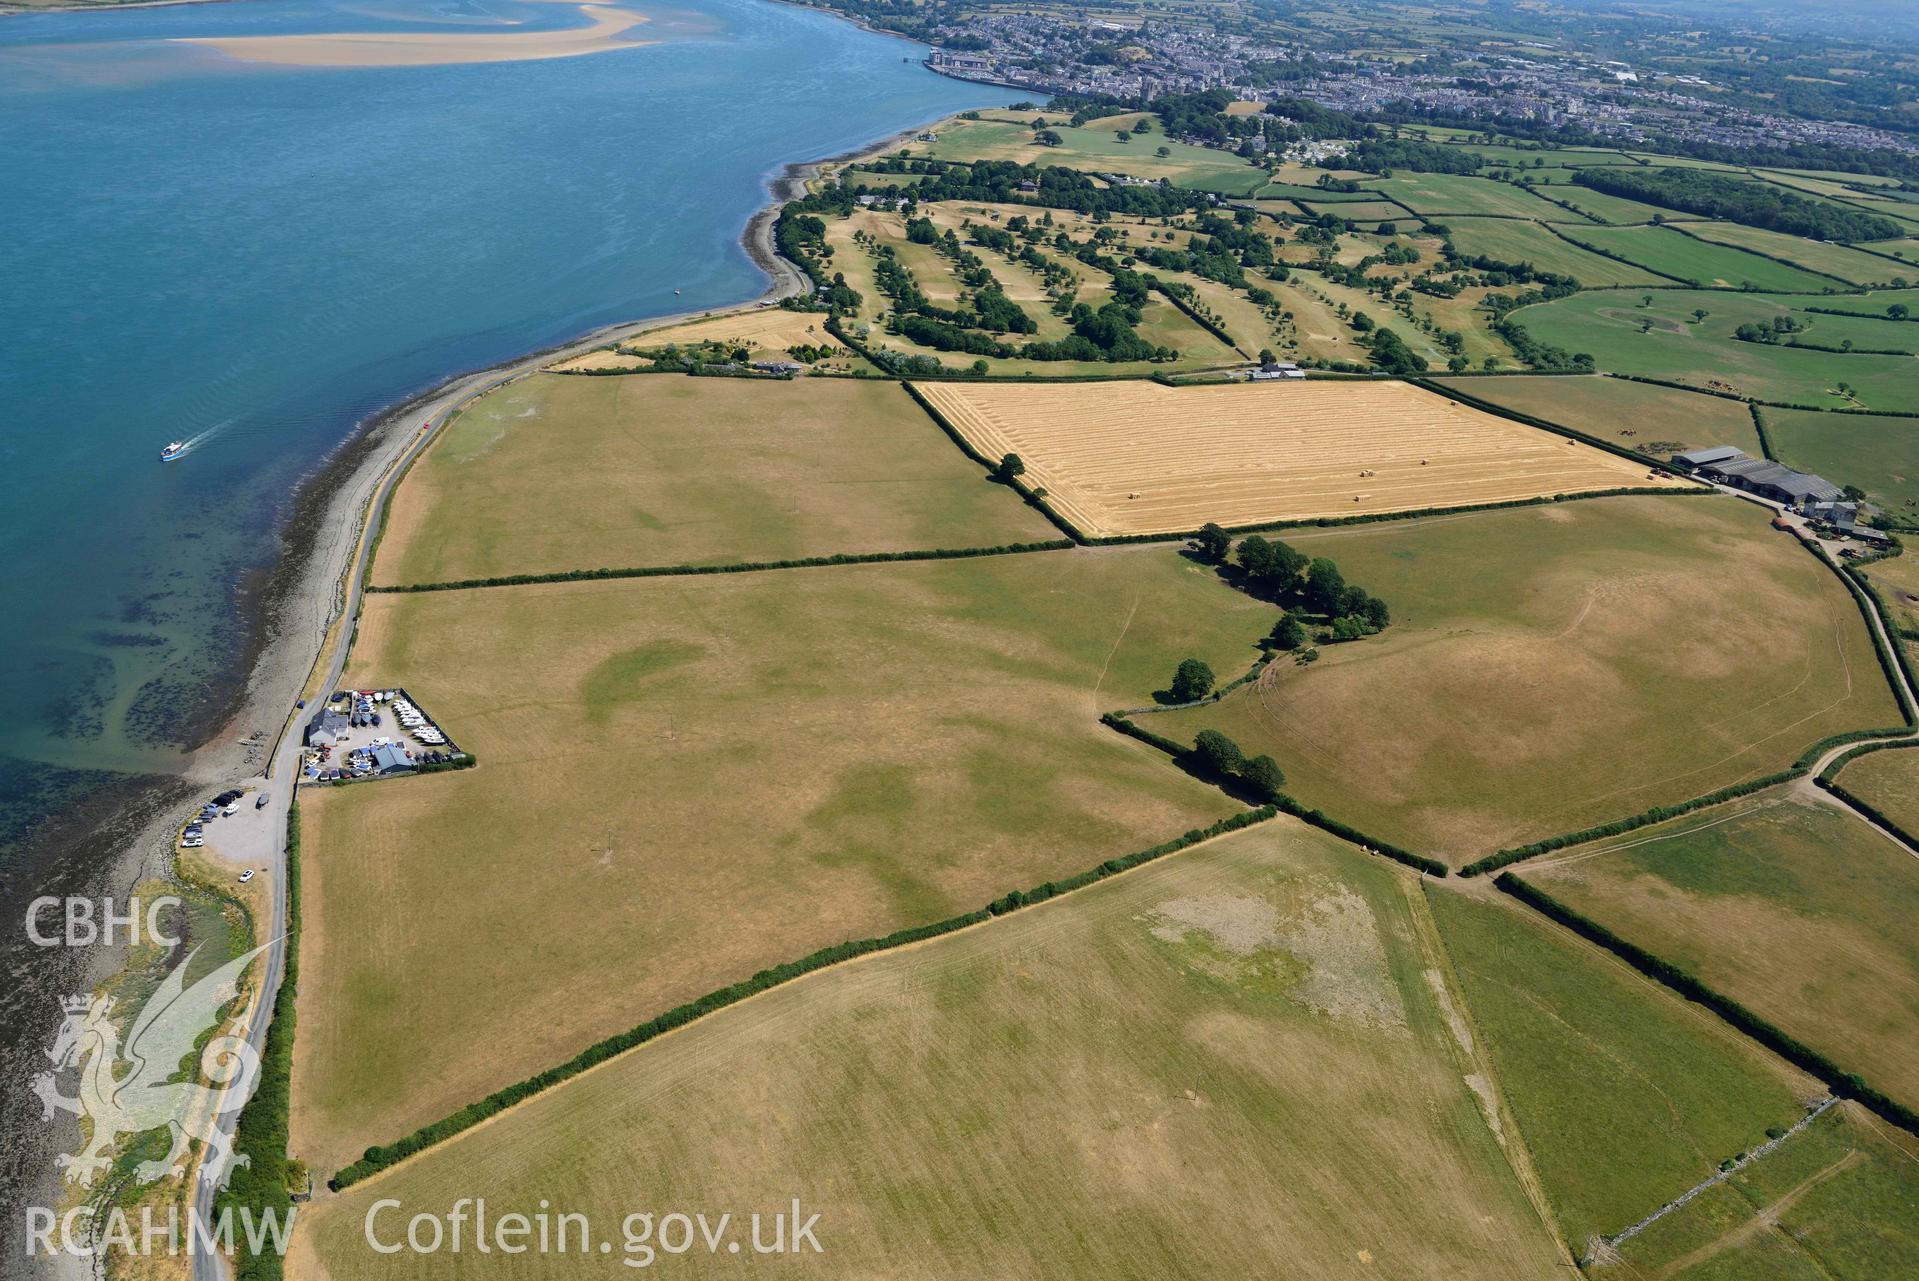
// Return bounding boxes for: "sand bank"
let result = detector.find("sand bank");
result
[180,4,649,68]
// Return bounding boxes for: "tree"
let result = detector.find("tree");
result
[1170,658,1216,703]
[1844,484,1868,502]
[1258,347,1277,367]
[1034,129,1063,147]
[1360,594,1391,629]
[1305,558,1346,614]
[1156,146,1171,158]
[1132,117,1151,134]
[1236,534,1275,579]
[1191,522,1231,563]
[1192,729,1243,776]
[992,453,1025,482]
[1693,309,1710,324]
[1241,754,1286,800]
[1270,613,1308,651]
[1891,304,1911,320]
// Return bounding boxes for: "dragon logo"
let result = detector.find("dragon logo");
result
[32,942,274,1190]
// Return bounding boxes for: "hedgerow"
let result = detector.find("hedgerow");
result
[369,541,1075,594]
[329,805,1281,1189]
[1496,873,1919,1135]
[217,804,304,1280]
[1458,770,1805,877]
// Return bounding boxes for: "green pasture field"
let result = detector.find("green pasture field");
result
[1860,238,1919,263]
[1527,793,1919,1118]
[1368,172,1574,219]
[1529,185,1681,224]
[302,821,1568,1280]
[1509,290,1919,412]
[1254,180,1389,203]
[373,375,1058,587]
[1442,218,1669,286]
[1426,888,1811,1250]
[1612,1102,1919,1280]
[1298,199,1409,224]
[1832,743,1919,839]
[1762,407,1919,516]
[901,115,1263,193]
[1557,226,1836,291]
[292,546,1276,1173]
[1149,495,1899,863]
[1429,374,1764,457]
[1680,222,1906,287]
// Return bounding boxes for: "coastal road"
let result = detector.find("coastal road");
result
[186,260,812,1280]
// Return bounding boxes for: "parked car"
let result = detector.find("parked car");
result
[255,791,270,809]
[221,804,237,817]
[238,869,255,884]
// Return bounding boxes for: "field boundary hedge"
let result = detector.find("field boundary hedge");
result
[1409,374,1684,470]
[368,540,1076,594]
[1457,769,1805,877]
[327,804,1282,1189]
[1098,713,1448,876]
[899,381,1089,541]
[1664,223,1858,288]
[216,803,303,1280]
[1496,872,1919,1136]
[1815,772,1919,855]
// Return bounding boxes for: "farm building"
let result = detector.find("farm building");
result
[1694,453,1844,507]
[1672,444,1745,470]
[1803,500,1860,533]
[304,708,349,748]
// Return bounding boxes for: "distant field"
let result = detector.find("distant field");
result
[1152,496,1900,862]
[1532,185,1681,225]
[373,375,1056,586]
[1511,290,1919,412]
[825,207,1241,376]
[1432,374,1763,456]
[1611,1102,1919,1280]
[300,822,1568,1280]
[1369,172,1572,218]
[1681,222,1905,286]
[1257,181,1388,202]
[914,379,1678,537]
[1442,218,1669,286]
[1833,744,1919,841]
[1527,793,1919,1117]
[1427,888,1811,1251]
[1762,407,1919,516]
[901,115,1263,192]
[294,547,1272,1172]
[1560,225,1835,291]
[1298,199,1410,223]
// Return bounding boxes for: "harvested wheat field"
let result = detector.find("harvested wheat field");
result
[915,379,1687,537]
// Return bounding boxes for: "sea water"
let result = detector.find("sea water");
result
[0,0,1001,1247]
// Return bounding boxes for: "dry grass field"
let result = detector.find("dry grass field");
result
[1432,375,1765,457]
[373,374,1058,585]
[293,547,1278,1173]
[914,378,1686,537]
[1526,792,1919,1116]
[1154,496,1901,862]
[298,821,1568,1280]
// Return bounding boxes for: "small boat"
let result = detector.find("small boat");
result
[159,441,186,462]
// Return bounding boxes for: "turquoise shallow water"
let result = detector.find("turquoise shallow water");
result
[0,0,1002,1223]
